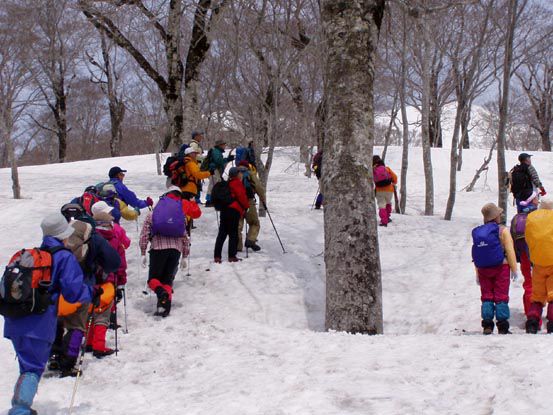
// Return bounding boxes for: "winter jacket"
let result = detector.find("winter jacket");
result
[527,164,543,189]
[525,209,553,266]
[312,151,323,180]
[180,157,211,196]
[228,177,250,217]
[95,222,130,286]
[118,198,139,221]
[3,236,92,343]
[374,166,398,193]
[242,168,266,205]
[139,211,190,256]
[81,232,121,286]
[110,178,148,209]
[209,146,231,174]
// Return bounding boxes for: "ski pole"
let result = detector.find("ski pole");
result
[113,280,119,356]
[245,221,249,258]
[122,287,129,334]
[263,203,286,254]
[69,305,96,414]
[310,185,320,210]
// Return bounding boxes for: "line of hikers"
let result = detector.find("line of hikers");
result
[472,153,551,335]
[311,151,398,226]
[0,131,268,415]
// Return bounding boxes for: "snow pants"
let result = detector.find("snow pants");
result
[531,264,553,304]
[478,264,510,322]
[148,249,181,300]
[315,193,323,208]
[520,250,533,316]
[376,192,393,225]
[214,208,240,259]
[9,336,49,415]
[238,199,260,250]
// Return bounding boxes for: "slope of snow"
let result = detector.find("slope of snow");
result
[1,147,553,414]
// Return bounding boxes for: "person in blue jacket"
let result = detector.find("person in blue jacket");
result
[4,213,97,415]
[108,166,153,211]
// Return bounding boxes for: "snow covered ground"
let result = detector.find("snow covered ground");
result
[1,146,553,414]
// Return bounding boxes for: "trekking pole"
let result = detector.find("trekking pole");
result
[122,288,129,334]
[113,279,119,356]
[310,185,320,210]
[245,221,249,258]
[69,305,96,414]
[263,203,286,254]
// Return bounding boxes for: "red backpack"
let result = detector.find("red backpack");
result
[79,186,101,215]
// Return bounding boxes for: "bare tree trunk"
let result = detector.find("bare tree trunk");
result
[381,92,398,162]
[464,141,496,192]
[300,145,312,177]
[2,114,21,199]
[497,0,518,217]
[321,0,385,335]
[444,100,463,220]
[457,104,471,171]
[399,10,409,215]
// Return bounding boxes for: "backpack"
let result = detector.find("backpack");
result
[510,214,528,241]
[163,155,179,177]
[78,186,100,215]
[0,246,65,318]
[374,165,392,187]
[96,182,117,200]
[471,222,505,268]
[510,164,532,199]
[211,180,234,211]
[312,151,323,179]
[235,147,247,165]
[200,149,213,171]
[177,143,190,160]
[151,193,186,237]
[163,156,191,187]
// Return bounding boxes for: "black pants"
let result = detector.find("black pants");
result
[148,249,181,286]
[214,208,240,259]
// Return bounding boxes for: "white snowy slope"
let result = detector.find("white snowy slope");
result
[1,147,553,415]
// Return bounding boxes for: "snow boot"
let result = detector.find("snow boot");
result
[47,354,61,371]
[482,319,494,335]
[9,372,39,415]
[59,355,79,378]
[496,320,511,334]
[92,325,115,358]
[526,318,540,334]
[228,257,243,262]
[214,257,222,264]
[245,240,261,252]
[378,208,389,227]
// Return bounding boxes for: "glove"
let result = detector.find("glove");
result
[146,197,154,207]
[511,271,519,283]
[116,286,124,303]
[141,255,148,268]
[540,187,546,196]
[475,274,480,286]
[180,259,187,270]
[92,285,104,307]
[227,154,235,162]
[134,207,141,216]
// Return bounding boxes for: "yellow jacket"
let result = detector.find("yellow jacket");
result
[526,209,553,266]
[180,157,211,195]
[118,198,139,221]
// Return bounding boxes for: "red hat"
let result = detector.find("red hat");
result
[238,160,249,167]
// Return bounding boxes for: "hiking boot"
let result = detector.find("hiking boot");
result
[379,223,387,227]
[93,349,116,359]
[47,355,61,371]
[245,240,261,252]
[314,205,321,210]
[547,321,553,334]
[526,318,540,334]
[204,201,214,208]
[214,257,222,264]
[496,320,511,334]
[85,345,93,353]
[228,257,242,262]
[154,301,171,318]
[60,367,80,378]
[155,286,169,305]
[482,319,494,335]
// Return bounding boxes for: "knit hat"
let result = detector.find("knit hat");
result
[185,147,198,155]
[91,201,114,222]
[481,203,503,223]
[228,167,239,178]
[214,139,226,146]
[41,213,75,240]
[108,166,127,178]
[540,196,553,210]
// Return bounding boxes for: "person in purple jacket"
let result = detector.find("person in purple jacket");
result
[3,213,99,415]
[108,166,153,212]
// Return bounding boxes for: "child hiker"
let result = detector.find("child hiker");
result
[472,203,518,335]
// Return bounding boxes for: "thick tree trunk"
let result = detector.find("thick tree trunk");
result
[321,0,384,335]
[53,79,68,163]
[2,114,21,199]
[444,99,463,220]
[497,0,518,217]
[381,92,398,162]
[420,15,434,216]
[457,105,471,171]
[399,10,409,215]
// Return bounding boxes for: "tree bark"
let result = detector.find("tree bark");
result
[399,9,409,215]
[381,92,398,162]
[321,0,385,335]
[444,98,463,220]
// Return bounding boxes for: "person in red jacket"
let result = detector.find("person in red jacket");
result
[214,167,249,263]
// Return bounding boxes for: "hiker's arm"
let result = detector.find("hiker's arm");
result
[117,182,148,209]
[189,162,211,180]
[389,168,398,185]
[528,165,543,188]
[500,228,518,273]
[250,173,267,205]
[58,253,92,304]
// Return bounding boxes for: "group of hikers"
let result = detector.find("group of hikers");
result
[0,131,267,415]
[472,152,552,335]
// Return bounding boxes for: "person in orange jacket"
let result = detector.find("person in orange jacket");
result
[177,147,212,200]
[372,155,398,227]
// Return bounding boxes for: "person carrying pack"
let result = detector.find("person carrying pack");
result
[524,197,553,334]
[509,153,546,207]
[108,166,153,211]
[213,167,249,263]
[312,150,324,209]
[3,213,96,415]
[472,203,518,335]
[372,155,398,227]
[511,193,539,320]
[76,185,100,216]
[204,140,235,207]
[139,188,191,317]
[178,147,212,199]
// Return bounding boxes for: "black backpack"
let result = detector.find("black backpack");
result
[211,180,234,211]
[200,149,213,171]
[510,164,532,199]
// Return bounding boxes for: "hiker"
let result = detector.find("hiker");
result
[189,131,206,204]
[472,203,518,335]
[312,150,323,209]
[373,155,398,227]
[94,182,139,224]
[108,166,154,211]
[214,167,249,263]
[139,187,191,317]
[524,197,553,333]
[509,153,546,209]
[204,140,234,207]
[237,161,266,252]
[50,205,121,376]
[235,141,257,168]
[511,192,539,319]
[88,201,131,356]
[178,147,212,200]
[3,213,96,415]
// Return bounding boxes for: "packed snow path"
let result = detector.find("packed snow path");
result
[1,147,553,414]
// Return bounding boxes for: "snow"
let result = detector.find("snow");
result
[1,146,553,414]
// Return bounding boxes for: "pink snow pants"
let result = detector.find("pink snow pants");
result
[478,264,510,303]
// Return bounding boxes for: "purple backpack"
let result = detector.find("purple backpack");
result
[151,195,186,238]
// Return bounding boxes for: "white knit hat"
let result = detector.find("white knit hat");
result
[41,213,74,240]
